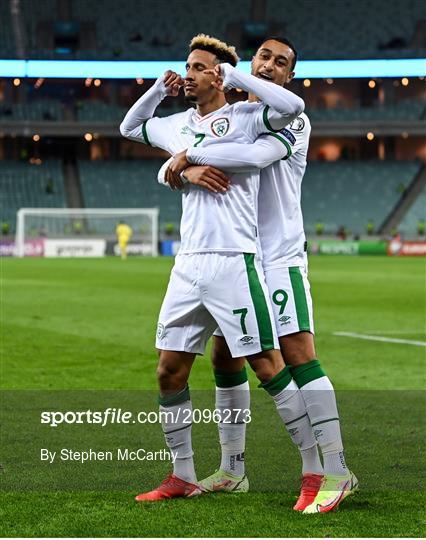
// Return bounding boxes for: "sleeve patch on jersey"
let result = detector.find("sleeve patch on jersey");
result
[280,128,296,146]
[289,116,305,132]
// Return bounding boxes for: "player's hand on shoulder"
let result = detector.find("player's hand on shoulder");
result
[183,165,230,194]
[163,70,184,96]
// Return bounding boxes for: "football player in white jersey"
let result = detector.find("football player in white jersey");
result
[163,37,357,513]
[120,35,320,503]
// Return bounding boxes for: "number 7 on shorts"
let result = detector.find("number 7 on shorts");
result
[233,307,248,334]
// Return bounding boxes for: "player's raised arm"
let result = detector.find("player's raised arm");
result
[209,63,304,130]
[119,71,183,141]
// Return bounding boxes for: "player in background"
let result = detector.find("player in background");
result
[120,34,316,504]
[115,220,133,260]
[164,37,358,513]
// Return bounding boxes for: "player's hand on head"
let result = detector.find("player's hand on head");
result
[163,70,184,96]
[165,150,190,190]
[204,64,225,92]
[183,165,230,194]
[204,63,233,92]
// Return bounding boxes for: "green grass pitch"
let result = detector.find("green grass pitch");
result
[1,255,425,537]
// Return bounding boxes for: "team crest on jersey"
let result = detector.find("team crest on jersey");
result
[211,117,230,137]
[289,116,305,132]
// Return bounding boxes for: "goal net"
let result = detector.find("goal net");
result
[15,208,159,257]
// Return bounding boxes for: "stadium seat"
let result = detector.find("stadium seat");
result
[266,0,426,59]
[78,159,182,232]
[0,160,66,233]
[308,99,425,122]
[6,0,424,60]
[0,1,17,58]
[301,160,421,235]
[398,189,426,236]
[0,100,64,122]
[76,159,423,238]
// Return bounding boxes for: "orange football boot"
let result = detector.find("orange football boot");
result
[293,473,324,511]
[135,474,201,502]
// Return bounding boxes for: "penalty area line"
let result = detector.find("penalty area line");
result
[333,332,426,347]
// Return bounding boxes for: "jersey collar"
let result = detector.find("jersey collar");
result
[192,103,231,123]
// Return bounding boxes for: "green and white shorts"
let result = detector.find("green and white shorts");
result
[156,252,279,358]
[264,265,315,337]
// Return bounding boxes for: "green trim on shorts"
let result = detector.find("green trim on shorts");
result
[259,366,292,396]
[214,367,248,388]
[289,267,311,331]
[158,385,190,407]
[291,359,326,388]
[141,120,151,146]
[243,253,275,351]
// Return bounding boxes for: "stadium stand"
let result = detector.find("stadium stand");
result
[78,159,182,230]
[398,188,426,236]
[301,160,422,235]
[0,100,64,121]
[75,159,423,238]
[17,0,250,60]
[6,0,425,60]
[0,160,66,232]
[19,0,57,59]
[76,101,126,122]
[266,0,426,60]
[308,100,425,122]
[1,97,423,123]
[0,1,15,58]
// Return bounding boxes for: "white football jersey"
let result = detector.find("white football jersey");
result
[134,102,271,254]
[259,113,311,268]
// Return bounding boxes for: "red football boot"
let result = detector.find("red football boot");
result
[293,473,323,511]
[135,474,201,502]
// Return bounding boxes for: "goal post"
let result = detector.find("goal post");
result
[15,208,159,258]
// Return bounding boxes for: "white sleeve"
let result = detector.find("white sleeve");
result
[119,76,174,151]
[220,63,304,130]
[157,157,189,188]
[186,133,290,172]
[138,116,176,153]
[280,115,311,158]
[157,158,171,186]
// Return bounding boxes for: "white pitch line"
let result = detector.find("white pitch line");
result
[333,332,426,347]
[360,330,426,335]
